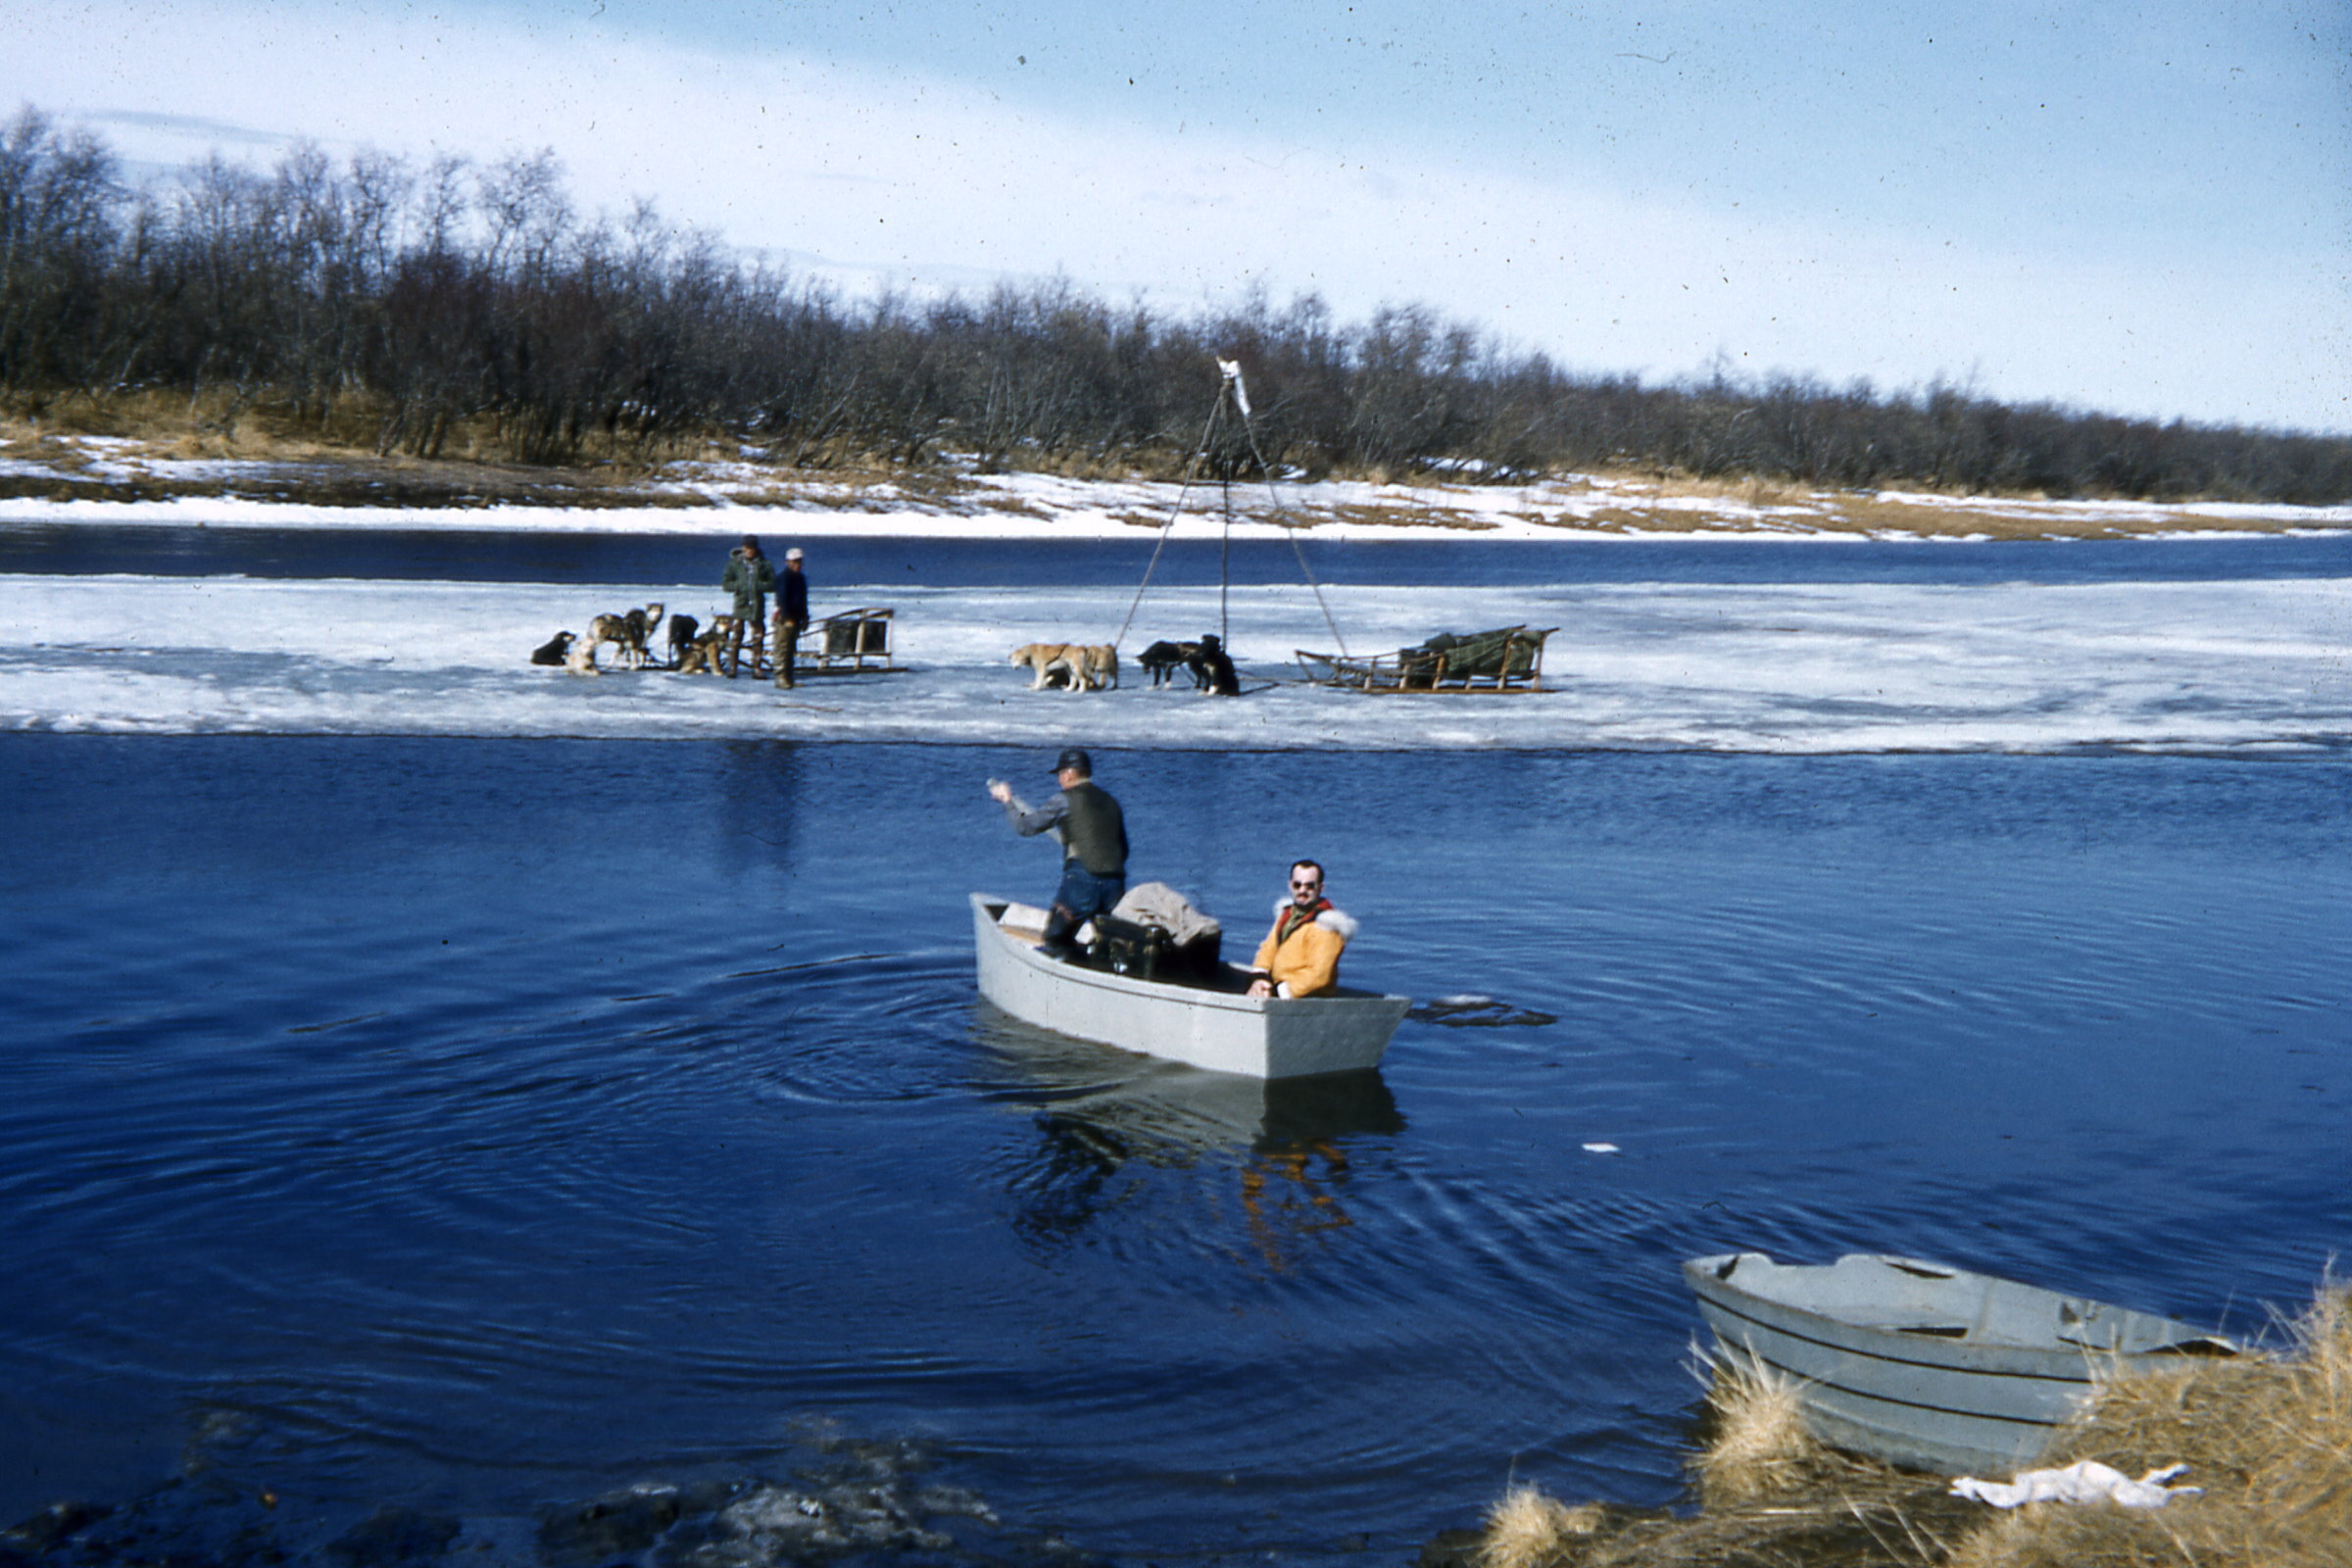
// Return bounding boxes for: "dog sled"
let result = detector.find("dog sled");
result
[799,608,897,673]
[741,607,899,679]
[972,893,1409,1080]
[1297,624,1556,693]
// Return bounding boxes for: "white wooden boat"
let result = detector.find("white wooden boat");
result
[972,893,1409,1080]
[1684,1250,2238,1475]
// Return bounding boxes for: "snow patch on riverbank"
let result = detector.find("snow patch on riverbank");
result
[5,446,2347,540]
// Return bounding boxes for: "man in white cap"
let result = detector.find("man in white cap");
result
[773,547,809,689]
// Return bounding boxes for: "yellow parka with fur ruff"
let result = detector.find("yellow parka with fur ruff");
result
[1250,900,1356,998]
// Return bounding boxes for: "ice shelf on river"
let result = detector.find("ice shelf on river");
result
[6,571,2347,752]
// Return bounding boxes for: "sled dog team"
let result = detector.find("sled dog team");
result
[541,621,1238,691]
[527,539,1239,693]
[1004,636,1238,695]
[531,605,740,677]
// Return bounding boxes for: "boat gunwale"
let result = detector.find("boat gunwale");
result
[1683,1251,2231,1372]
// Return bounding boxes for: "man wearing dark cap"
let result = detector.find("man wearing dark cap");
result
[720,535,775,678]
[989,748,1128,959]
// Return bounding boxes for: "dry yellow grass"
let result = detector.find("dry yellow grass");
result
[1437,1291,2351,1568]
[1944,1285,2352,1568]
[1620,469,1816,510]
[1476,1485,1604,1568]
[1326,500,1497,531]
[1689,1344,1829,1508]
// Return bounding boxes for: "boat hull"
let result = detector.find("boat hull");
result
[1684,1250,2235,1475]
[972,894,1407,1080]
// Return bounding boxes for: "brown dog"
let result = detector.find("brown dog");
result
[1009,642,1117,692]
[675,615,735,675]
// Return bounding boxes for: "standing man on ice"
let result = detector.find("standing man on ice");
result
[989,748,1127,960]
[773,546,808,689]
[720,535,775,678]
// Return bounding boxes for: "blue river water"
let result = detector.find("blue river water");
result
[7,521,2352,588]
[2,736,2347,1563]
[1,528,2347,1563]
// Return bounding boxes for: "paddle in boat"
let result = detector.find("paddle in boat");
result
[971,893,1409,1080]
[1684,1250,2239,1475]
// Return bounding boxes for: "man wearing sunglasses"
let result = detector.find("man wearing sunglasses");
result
[1245,859,1355,999]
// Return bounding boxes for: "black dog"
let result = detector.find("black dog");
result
[1139,639,1202,688]
[1191,634,1241,696]
[665,613,700,669]
[529,630,575,666]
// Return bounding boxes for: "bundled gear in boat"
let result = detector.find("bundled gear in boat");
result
[1088,882,1223,985]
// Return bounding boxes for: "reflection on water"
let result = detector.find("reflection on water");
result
[1,735,2347,1565]
[975,1006,1406,1268]
[1236,1139,1359,1276]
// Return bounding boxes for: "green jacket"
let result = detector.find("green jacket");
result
[722,550,777,616]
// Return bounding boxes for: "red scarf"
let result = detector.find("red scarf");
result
[1274,897,1331,947]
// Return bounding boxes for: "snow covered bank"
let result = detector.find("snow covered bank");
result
[5,449,2348,541]
[7,574,2346,754]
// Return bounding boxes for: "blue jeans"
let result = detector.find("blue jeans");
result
[1046,861,1126,950]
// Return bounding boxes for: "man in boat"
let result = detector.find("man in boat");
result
[988,748,1128,960]
[1245,859,1354,999]
[720,535,775,678]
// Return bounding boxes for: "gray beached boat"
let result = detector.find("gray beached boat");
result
[1684,1250,2238,1476]
[972,893,1409,1080]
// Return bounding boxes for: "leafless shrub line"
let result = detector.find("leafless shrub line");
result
[3,106,2346,502]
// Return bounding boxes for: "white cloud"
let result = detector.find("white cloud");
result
[9,0,2348,431]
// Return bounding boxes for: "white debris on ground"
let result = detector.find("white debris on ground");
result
[4,570,2347,752]
[1952,1461,2201,1510]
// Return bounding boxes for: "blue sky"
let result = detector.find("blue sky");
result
[8,0,2348,432]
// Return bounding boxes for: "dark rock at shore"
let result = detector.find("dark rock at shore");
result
[1417,1526,1485,1568]
[327,1507,464,1567]
[3,1431,1112,1568]
[7,1478,287,1567]
[539,1485,687,1566]
[1,1501,112,1560]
